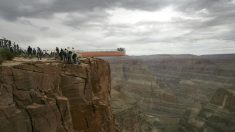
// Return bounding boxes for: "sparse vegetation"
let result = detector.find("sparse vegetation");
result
[0,48,14,64]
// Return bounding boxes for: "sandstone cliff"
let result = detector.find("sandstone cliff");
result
[0,58,118,132]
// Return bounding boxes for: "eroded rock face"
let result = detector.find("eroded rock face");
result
[178,88,235,132]
[0,58,118,132]
[105,57,180,132]
[104,55,235,132]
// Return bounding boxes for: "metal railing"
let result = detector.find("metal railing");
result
[78,48,126,53]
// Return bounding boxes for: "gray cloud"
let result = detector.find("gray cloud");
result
[1,0,234,19]
[63,10,109,29]
[0,0,235,55]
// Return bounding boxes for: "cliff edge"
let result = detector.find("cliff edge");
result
[0,58,118,132]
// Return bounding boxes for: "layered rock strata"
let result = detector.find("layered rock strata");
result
[106,57,178,132]
[105,55,235,132]
[0,58,118,132]
[178,88,235,132]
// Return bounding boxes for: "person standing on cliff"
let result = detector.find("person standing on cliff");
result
[16,44,19,52]
[72,52,77,64]
[56,47,59,58]
[9,46,14,53]
[33,48,37,56]
[13,43,17,53]
[63,49,68,62]
[59,49,64,60]
[27,46,32,57]
[7,40,12,50]
[68,50,72,64]
[0,39,2,47]
[37,47,42,60]
[3,38,7,48]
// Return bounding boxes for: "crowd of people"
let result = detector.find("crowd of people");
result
[0,38,80,64]
[0,38,23,55]
[56,47,80,64]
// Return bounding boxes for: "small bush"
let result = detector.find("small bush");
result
[0,48,14,64]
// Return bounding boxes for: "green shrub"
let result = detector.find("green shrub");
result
[0,48,14,64]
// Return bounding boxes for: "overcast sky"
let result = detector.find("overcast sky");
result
[0,0,235,55]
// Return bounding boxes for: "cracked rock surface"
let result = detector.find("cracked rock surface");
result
[0,58,118,132]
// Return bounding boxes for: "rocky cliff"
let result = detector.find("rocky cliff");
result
[178,88,235,132]
[0,58,118,132]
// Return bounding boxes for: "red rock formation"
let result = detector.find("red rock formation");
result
[0,58,118,132]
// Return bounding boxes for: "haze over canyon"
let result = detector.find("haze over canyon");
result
[105,54,235,132]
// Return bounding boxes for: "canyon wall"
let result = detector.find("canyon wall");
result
[178,88,235,132]
[106,57,179,132]
[0,58,118,132]
[105,55,235,132]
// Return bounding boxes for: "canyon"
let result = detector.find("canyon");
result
[105,54,235,132]
[0,54,234,132]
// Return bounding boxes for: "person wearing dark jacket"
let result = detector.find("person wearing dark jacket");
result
[63,49,68,62]
[27,46,32,56]
[68,50,72,63]
[33,48,36,56]
[72,53,77,64]
[59,49,64,60]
